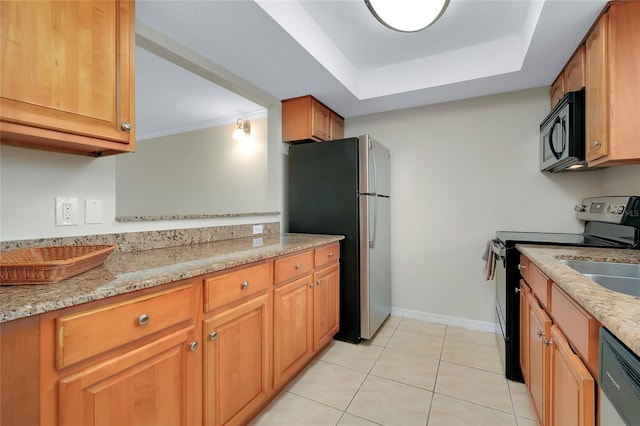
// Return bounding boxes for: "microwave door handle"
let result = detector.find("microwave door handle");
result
[561,117,567,154]
[549,116,563,159]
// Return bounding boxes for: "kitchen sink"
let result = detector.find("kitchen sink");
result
[559,259,640,297]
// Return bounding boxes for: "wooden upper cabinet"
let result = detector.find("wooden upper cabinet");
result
[550,46,585,108]
[564,46,585,93]
[282,95,344,143]
[585,1,640,166]
[550,74,565,108]
[330,111,345,140]
[0,0,136,156]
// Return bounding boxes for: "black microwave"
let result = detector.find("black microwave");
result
[540,88,586,172]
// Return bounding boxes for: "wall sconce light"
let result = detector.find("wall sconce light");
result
[365,0,449,32]
[233,118,251,141]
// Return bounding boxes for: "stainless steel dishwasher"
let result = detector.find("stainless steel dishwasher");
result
[599,327,640,426]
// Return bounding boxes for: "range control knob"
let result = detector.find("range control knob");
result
[574,204,587,212]
[617,205,625,214]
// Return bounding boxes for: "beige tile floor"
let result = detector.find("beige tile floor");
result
[251,316,537,426]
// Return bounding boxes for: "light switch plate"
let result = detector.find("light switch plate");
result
[85,199,103,224]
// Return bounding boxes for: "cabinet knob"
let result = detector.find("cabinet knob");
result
[543,338,553,346]
[121,122,132,131]
[536,330,544,338]
[309,282,314,288]
[209,331,218,341]
[328,252,334,258]
[189,341,199,352]
[515,287,521,293]
[518,264,526,271]
[317,279,321,286]
[137,313,150,326]
[295,263,301,270]
[592,140,601,148]
[241,281,249,289]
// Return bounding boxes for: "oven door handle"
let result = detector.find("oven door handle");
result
[491,240,506,258]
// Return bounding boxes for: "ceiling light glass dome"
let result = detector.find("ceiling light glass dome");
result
[365,0,449,32]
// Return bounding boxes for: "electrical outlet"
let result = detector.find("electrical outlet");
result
[253,224,263,235]
[55,197,79,226]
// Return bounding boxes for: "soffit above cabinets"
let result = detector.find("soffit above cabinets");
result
[136,0,608,121]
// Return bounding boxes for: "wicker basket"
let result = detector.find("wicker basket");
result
[0,245,117,285]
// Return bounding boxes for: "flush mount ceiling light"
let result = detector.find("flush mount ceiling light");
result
[233,118,251,141]
[365,0,449,32]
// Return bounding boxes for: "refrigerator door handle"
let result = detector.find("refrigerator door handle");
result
[369,141,378,249]
[370,195,377,249]
[370,137,378,195]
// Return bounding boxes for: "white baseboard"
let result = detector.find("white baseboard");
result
[390,307,498,334]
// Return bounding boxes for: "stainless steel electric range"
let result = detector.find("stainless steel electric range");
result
[492,196,640,382]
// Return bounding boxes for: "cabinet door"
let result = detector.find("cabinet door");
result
[311,99,331,141]
[273,275,314,389]
[585,13,609,162]
[313,264,340,351]
[329,112,344,140]
[550,73,565,108]
[528,293,551,426]
[58,327,196,426]
[0,0,135,154]
[549,325,595,426]
[519,281,530,384]
[564,46,585,92]
[204,293,271,426]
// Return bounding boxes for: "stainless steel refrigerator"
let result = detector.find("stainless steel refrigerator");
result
[288,135,391,342]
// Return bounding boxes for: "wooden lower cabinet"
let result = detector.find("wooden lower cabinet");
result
[519,280,531,384]
[58,327,197,426]
[528,293,552,426]
[0,243,342,425]
[313,263,340,351]
[548,325,595,426]
[273,275,314,390]
[520,254,597,426]
[203,293,271,426]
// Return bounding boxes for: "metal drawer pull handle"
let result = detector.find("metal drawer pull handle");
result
[189,341,199,352]
[295,263,301,270]
[137,314,150,326]
[536,330,544,338]
[241,281,249,289]
[209,331,218,341]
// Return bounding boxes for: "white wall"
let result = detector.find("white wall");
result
[345,87,640,326]
[116,118,269,216]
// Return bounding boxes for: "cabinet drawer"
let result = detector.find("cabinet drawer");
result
[314,243,340,269]
[56,284,194,369]
[528,264,552,309]
[274,251,314,284]
[205,261,271,312]
[550,283,600,376]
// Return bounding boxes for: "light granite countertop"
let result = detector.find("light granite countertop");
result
[0,233,343,323]
[516,244,640,357]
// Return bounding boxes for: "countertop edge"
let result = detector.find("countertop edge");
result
[516,244,640,357]
[1,234,344,324]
